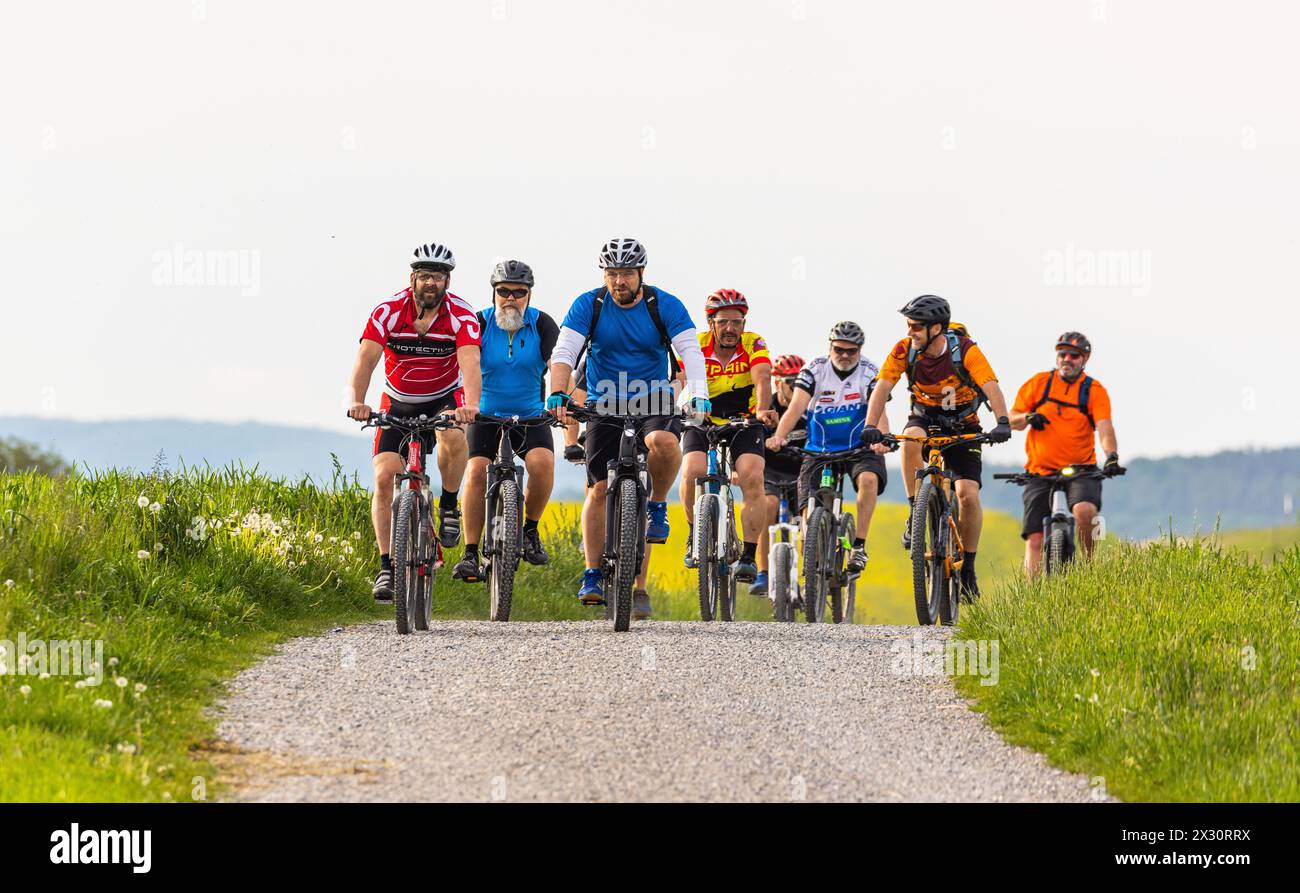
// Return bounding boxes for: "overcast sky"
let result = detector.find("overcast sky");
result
[3,0,1297,458]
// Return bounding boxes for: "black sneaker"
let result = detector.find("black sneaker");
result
[732,558,758,584]
[439,505,462,547]
[633,589,653,620]
[452,554,484,583]
[960,570,981,603]
[522,526,548,566]
[847,546,868,574]
[372,568,394,602]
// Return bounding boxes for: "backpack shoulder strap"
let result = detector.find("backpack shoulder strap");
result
[1032,370,1056,411]
[948,331,987,410]
[642,287,681,376]
[571,288,606,374]
[1077,375,1096,429]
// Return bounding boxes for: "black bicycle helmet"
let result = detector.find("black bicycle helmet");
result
[898,294,951,326]
[490,259,535,287]
[1056,331,1092,354]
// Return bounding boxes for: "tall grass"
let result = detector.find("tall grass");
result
[954,537,1300,801]
[0,464,383,801]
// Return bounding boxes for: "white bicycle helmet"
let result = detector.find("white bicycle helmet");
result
[410,242,456,271]
[597,238,648,269]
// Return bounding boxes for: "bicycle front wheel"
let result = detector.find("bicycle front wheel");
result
[612,477,639,632]
[910,479,945,625]
[803,507,833,623]
[1046,523,1069,576]
[392,489,421,635]
[489,479,520,622]
[696,497,719,621]
[770,541,794,622]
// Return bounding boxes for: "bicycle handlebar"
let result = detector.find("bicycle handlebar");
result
[473,413,564,429]
[354,411,458,432]
[994,466,1110,485]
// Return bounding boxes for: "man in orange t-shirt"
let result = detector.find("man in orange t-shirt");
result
[1009,332,1124,578]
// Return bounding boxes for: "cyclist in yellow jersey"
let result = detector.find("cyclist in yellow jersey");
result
[679,289,778,583]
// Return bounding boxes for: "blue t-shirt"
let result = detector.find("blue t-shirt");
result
[477,306,559,417]
[561,286,694,409]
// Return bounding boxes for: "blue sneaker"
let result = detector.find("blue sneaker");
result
[749,570,769,596]
[646,501,670,543]
[578,568,605,606]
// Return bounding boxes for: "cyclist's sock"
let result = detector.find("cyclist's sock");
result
[380,553,392,571]
[524,518,539,533]
[963,551,977,576]
[742,541,757,561]
[853,537,865,549]
[440,489,459,512]
[908,496,915,508]
[463,543,478,561]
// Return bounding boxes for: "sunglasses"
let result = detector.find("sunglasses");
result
[1057,350,1082,361]
[906,322,930,333]
[495,286,529,299]
[831,345,860,357]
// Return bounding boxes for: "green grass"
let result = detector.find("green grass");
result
[1212,525,1300,563]
[954,537,1300,801]
[0,464,384,801]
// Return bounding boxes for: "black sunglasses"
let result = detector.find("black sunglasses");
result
[495,286,529,299]
[831,345,860,356]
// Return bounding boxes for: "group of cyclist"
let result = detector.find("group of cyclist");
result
[346,237,1125,618]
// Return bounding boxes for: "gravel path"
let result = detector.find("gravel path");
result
[216,620,1101,802]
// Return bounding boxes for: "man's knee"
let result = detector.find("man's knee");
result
[525,449,554,474]
[645,430,680,457]
[1026,532,1043,549]
[855,472,879,498]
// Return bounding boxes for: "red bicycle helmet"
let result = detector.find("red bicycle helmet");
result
[772,354,805,377]
[704,288,749,317]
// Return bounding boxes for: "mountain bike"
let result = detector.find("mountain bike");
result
[358,411,457,634]
[565,403,675,632]
[474,413,561,622]
[885,430,990,626]
[685,417,764,622]
[994,465,1118,576]
[788,445,871,624]
[766,475,803,622]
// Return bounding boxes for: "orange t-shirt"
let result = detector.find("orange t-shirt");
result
[878,335,998,415]
[1012,371,1112,475]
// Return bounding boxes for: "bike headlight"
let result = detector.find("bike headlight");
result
[1061,465,1076,477]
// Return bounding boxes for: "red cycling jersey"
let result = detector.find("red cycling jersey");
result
[360,287,482,404]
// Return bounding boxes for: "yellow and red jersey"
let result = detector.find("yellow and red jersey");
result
[698,330,770,424]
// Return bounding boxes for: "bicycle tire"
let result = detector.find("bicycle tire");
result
[612,477,638,632]
[413,500,433,631]
[771,542,793,622]
[1047,523,1069,576]
[392,489,420,635]
[830,512,854,624]
[910,479,945,625]
[803,507,832,623]
[697,497,719,621]
[489,480,520,622]
[720,564,737,622]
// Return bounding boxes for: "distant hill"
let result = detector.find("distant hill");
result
[2,416,1296,537]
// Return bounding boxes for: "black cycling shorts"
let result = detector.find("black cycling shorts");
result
[796,452,888,512]
[372,392,462,457]
[680,423,765,459]
[467,418,554,461]
[584,414,682,485]
[904,413,983,487]
[1021,473,1103,539]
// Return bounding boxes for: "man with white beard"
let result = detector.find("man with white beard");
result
[766,321,892,574]
[453,260,560,581]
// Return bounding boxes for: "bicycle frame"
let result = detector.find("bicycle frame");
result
[689,423,747,568]
[480,416,530,560]
[893,432,985,577]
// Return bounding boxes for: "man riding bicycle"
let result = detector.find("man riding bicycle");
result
[766,322,891,574]
[548,237,709,620]
[1008,331,1124,578]
[679,289,778,584]
[347,242,482,601]
[861,295,1011,599]
[452,260,560,583]
[751,353,806,596]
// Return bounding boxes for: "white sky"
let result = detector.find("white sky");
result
[3,0,1297,458]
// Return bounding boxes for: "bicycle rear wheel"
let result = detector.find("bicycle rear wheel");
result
[803,507,833,623]
[612,477,638,632]
[696,497,719,621]
[489,480,520,622]
[910,480,945,625]
[391,489,420,634]
[770,542,794,622]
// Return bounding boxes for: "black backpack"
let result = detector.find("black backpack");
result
[1031,370,1095,429]
[572,286,680,377]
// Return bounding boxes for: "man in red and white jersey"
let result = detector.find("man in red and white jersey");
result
[346,242,483,601]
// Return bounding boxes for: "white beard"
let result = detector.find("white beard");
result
[831,355,857,373]
[497,307,525,333]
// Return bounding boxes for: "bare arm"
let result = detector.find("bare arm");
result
[752,363,778,425]
[981,380,1010,419]
[347,340,384,419]
[455,344,482,423]
[1009,409,1031,430]
[1097,418,1118,456]
[864,376,896,428]
[771,387,813,443]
